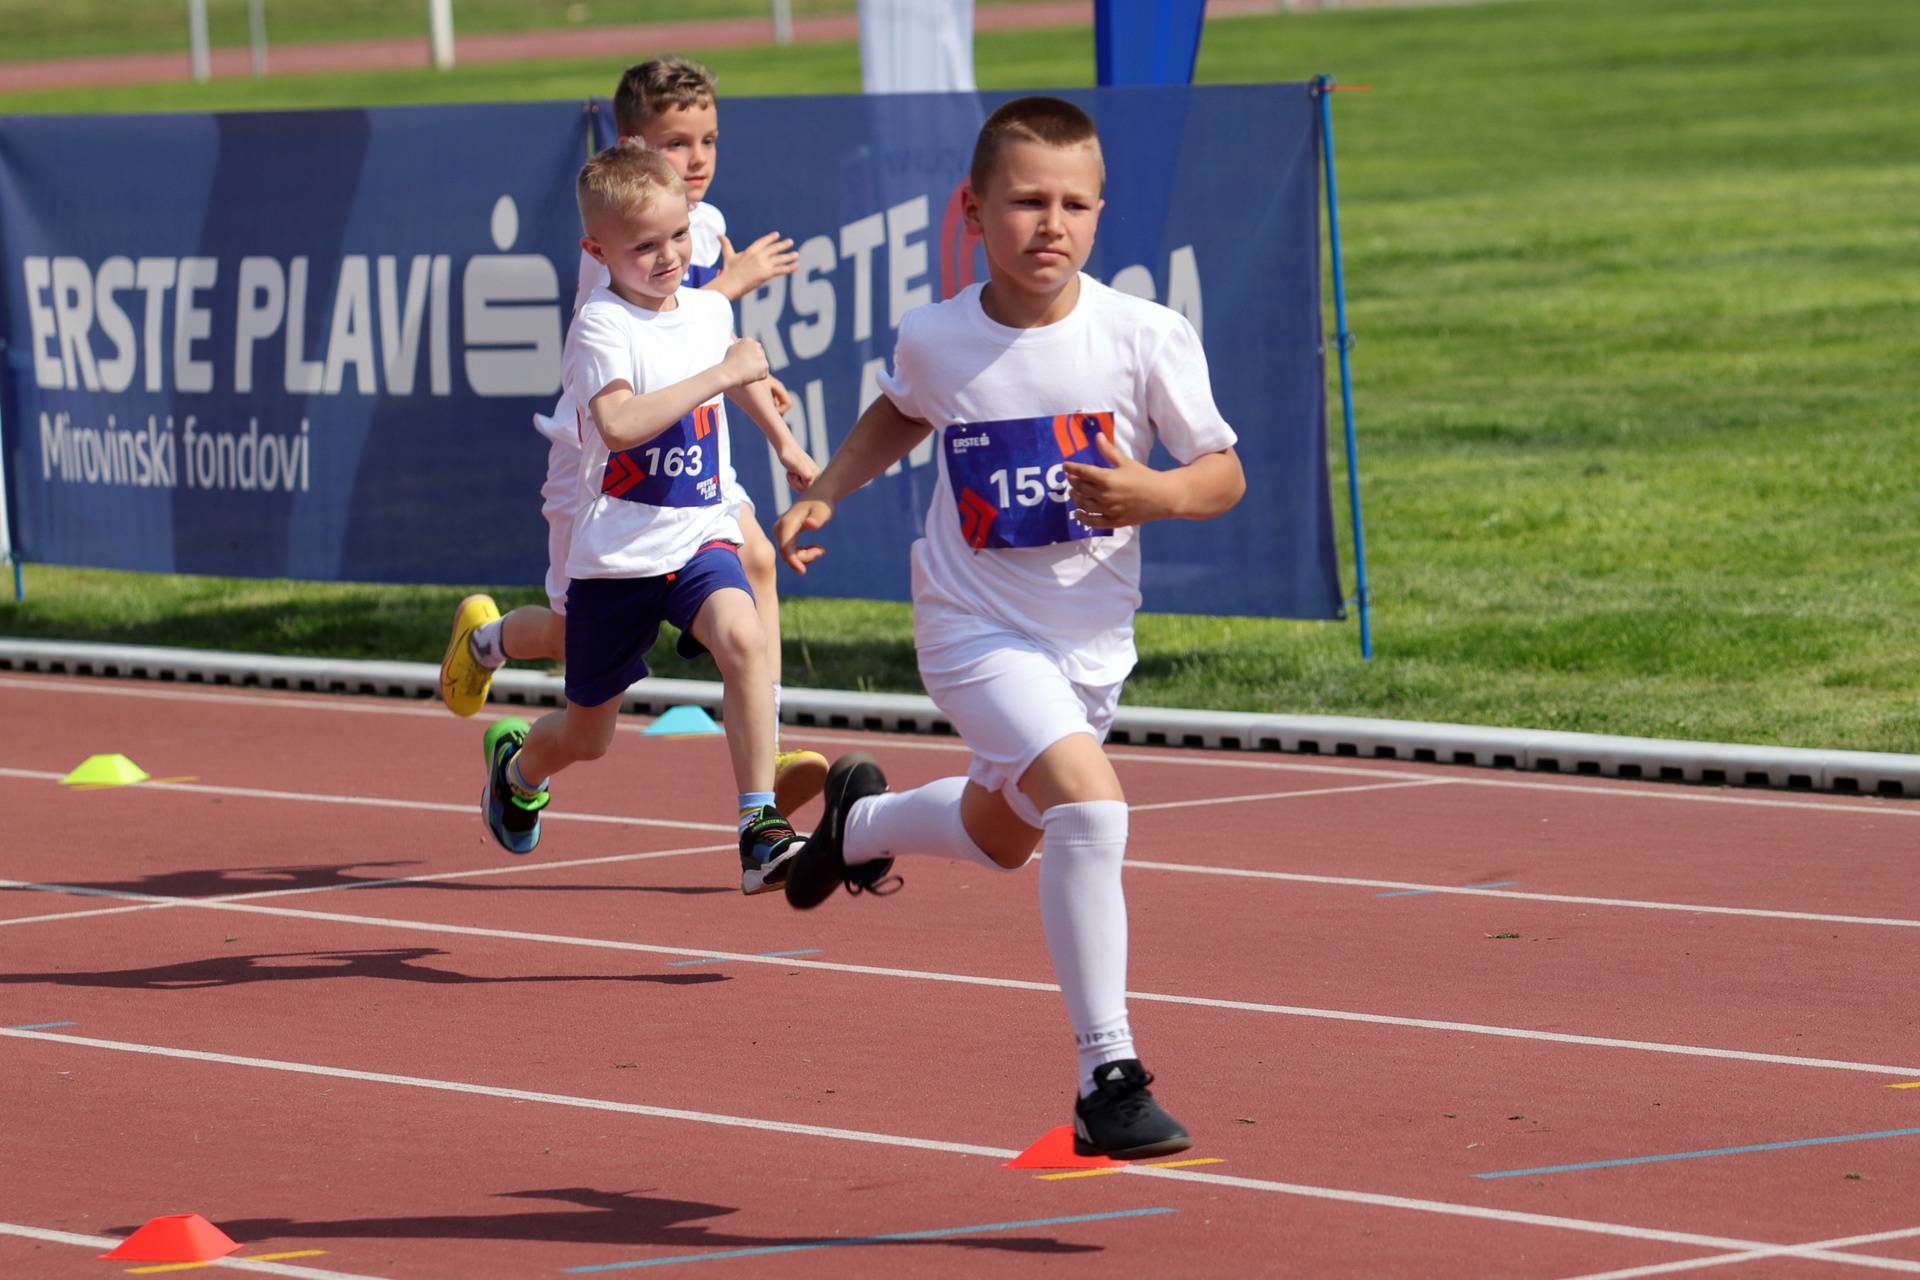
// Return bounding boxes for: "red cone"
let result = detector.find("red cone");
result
[100,1213,241,1262]
[1002,1124,1125,1169]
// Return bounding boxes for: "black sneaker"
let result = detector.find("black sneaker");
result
[783,753,899,909]
[739,806,802,895]
[1072,1059,1192,1160]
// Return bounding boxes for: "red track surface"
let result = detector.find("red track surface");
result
[5,671,1919,1278]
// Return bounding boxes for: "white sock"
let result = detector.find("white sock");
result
[1037,800,1135,1096]
[469,619,508,670]
[842,776,1008,872]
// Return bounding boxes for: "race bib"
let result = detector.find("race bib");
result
[943,412,1115,550]
[601,401,723,508]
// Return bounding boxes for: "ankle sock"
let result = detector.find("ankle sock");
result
[738,791,776,831]
[505,752,547,800]
[469,619,508,670]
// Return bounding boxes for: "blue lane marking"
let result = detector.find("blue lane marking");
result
[7,1021,77,1030]
[562,1208,1176,1272]
[1377,880,1517,898]
[1476,1126,1920,1179]
[666,949,821,967]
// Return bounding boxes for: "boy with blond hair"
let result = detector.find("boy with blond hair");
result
[773,97,1245,1157]
[443,55,826,814]
[483,143,804,896]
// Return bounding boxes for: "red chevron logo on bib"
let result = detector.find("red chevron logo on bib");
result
[603,452,645,498]
[957,487,999,548]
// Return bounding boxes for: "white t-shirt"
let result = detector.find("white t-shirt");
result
[878,274,1236,686]
[562,284,742,579]
[542,201,740,498]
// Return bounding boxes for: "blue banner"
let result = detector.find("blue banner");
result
[0,85,1342,618]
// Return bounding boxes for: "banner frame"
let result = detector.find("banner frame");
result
[1314,74,1373,659]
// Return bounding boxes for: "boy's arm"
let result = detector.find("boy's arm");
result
[590,338,768,451]
[722,374,817,492]
[1063,434,1246,529]
[772,394,932,574]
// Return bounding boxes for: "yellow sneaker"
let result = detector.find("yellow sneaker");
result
[773,748,829,814]
[439,593,502,717]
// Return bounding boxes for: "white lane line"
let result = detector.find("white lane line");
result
[0,842,735,930]
[1558,1225,1920,1279]
[6,880,1917,1078]
[0,1027,1867,1260]
[1129,778,1459,811]
[1124,861,1920,932]
[0,767,735,834]
[10,759,1913,936]
[0,1220,387,1279]
[7,674,1913,815]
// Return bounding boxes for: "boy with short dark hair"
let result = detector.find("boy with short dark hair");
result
[772,96,1246,1159]
[483,142,804,897]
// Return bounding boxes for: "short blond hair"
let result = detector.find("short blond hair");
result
[576,140,686,226]
[613,56,718,136]
[969,96,1106,196]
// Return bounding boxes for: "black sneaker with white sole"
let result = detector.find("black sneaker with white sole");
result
[1072,1058,1192,1160]
[783,753,899,909]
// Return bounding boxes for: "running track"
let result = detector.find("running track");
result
[4,671,1918,1278]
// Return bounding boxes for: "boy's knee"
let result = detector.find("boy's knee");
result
[982,841,1034,871]
[706,612,763,669]
[740,532,776,586]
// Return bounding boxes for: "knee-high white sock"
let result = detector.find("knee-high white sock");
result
[842,776,1007,872]
[1038,800,1134,1096]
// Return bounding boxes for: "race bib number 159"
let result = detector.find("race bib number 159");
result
[943,412,1115,550]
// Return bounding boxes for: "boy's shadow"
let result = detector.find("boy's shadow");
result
[0,948,725,989]
[4,860,731,901]
[162,1186,1101,1256]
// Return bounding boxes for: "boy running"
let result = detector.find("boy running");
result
[771,98,1245,1158]
[442,56,826,813]
[484,143,804,897]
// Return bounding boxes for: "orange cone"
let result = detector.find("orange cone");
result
[1002,1125,1125,1170]
[100,1214,240,1262]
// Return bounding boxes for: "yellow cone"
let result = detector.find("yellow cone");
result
[60,754,150,786]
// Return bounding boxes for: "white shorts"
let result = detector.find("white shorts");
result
[917,625,1122,828]
[540,436,583,616]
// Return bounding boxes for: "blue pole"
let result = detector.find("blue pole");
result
[1314,75,1372,660]
[10,557,19,603]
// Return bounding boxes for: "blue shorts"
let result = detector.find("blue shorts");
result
[563,542,752,708]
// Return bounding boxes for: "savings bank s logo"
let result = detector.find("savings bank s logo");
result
[463,194,562,396]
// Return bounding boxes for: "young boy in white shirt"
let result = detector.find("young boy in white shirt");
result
[442,56,827,814]
[483,142,806,896]
[771,97,1245,1158]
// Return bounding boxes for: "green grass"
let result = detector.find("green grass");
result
[5,0,1919,753]
[0,0,1045,64]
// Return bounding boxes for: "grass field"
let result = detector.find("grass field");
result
[0,0,1040,64]
[3,0,1917,752]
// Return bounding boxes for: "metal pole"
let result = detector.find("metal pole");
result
[771,0,794,45]
[1314,75,1373,659]
[428,0,455,70]
[186,0,211,83]
[0,381,17,602]
[248,0,267,78]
